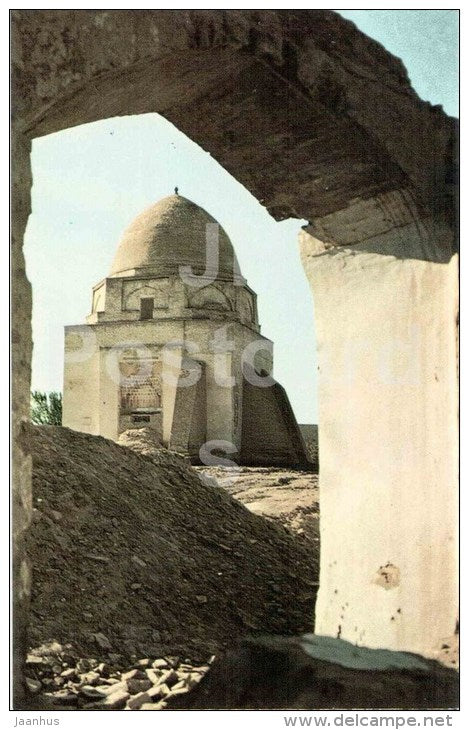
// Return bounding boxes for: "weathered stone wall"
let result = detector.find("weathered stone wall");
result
[240,379,310,467]
[12,9,457,707]
[63,327,100,435]
[170,361,207,458]
[11,129,33,710]
[12,10,456,225]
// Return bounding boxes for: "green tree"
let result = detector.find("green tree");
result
[30,391,62,426]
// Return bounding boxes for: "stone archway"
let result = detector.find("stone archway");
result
[12,9,458,707]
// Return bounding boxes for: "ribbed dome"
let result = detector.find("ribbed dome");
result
[110,195,240,280]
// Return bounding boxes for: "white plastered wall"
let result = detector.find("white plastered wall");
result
[300,223,458,659]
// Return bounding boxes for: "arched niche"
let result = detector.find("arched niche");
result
[187,284,233,312]
[123,282,169,311]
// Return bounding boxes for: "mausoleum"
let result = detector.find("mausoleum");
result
[63,193,311,467]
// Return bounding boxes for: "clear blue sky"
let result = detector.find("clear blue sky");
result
[24,10,458,424]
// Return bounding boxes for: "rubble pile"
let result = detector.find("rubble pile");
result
[25,642,210,710]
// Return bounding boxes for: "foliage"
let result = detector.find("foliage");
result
[30,391,62,426]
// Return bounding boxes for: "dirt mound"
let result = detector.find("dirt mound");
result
[28,425,318,662]
[117,428,190,468]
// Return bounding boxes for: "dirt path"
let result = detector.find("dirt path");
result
[196,466,320,550]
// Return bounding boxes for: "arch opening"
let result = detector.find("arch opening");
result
[12,8,458,709]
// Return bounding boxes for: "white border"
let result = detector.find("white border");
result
[3,4,463,727]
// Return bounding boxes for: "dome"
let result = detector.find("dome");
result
[110,194,241,280]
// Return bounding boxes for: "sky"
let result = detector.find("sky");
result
[24,10,459,425]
